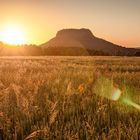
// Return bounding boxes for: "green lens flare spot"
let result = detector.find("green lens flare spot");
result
[112,88,121,101]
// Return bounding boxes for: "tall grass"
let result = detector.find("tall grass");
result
[0,56,139,140]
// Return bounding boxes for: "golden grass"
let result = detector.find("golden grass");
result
[0,56,139,140]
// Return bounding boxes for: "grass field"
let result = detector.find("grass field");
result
[0,56,140,140]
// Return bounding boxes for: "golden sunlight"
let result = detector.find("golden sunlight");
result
[1,25,26,45]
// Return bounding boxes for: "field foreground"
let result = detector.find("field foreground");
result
[0,56,140,140]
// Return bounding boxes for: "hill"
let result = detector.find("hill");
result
[41,28,139,56]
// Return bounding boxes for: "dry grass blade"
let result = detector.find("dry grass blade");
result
[49,110,59,125]
[24,129,48,140]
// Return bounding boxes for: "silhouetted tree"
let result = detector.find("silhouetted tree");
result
[135,51,140,56]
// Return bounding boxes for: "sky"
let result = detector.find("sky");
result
[0,0,140,47]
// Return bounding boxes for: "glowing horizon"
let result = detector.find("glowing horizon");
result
[0,0,140,47]
[1,24,26,45]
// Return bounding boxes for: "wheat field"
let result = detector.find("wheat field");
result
[0,56,139,140]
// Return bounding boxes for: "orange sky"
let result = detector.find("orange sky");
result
[0,0,140,47]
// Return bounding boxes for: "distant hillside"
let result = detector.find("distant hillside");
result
[0,28,140,56]
[41,28,139,55]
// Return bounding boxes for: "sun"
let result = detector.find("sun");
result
[1,25,26,45]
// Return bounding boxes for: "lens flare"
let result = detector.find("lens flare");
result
[93,75,140,111]
[122,98,140,111]
[111,88,121,101]
[93,76,122,101]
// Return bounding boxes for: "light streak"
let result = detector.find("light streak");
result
[122,98,140,111]
[93,75,140,111]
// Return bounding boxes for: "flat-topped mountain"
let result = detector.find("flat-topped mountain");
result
[42,29,94,49]
[56,28,94,39]
[41,28,139,55]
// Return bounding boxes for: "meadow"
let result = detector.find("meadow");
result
[0,56,139,140]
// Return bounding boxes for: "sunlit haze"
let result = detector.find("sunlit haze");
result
[0,0,140,47]
[1,24,26,45]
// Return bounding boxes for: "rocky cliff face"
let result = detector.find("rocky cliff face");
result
[42,28,94,48]
[42,28,95,48]
[56,28,94,39]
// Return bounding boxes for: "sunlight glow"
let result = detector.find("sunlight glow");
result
[1,25,26,45]
[111,88,121,101]
[93,76,122,101]
[93,76,140,111]
[122,98,140,111]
